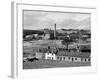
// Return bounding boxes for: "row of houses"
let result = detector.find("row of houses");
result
[35,48,90,62]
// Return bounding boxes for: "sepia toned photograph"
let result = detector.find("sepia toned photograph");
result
[23,10,91,69]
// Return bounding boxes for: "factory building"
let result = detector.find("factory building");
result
[43,24,57,40]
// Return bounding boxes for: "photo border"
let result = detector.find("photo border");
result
[11,2,97,78]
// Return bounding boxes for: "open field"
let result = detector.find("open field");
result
[23,59,90,69]
[23,40,64,48]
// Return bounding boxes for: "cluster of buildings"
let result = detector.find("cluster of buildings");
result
[24,24,57,40]
[25,46,91,62]
[23,23,91,63]
[24,23,91,43]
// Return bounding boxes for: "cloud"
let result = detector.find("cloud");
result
[23,11,91,30]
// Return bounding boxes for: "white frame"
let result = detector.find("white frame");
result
[11,1,97,78]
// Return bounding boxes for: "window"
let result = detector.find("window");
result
[75,58,77,60]
[68,57,70,59]
[72,58,73,61]
[85,58,87,62]
[88,58,90,61]
[63,57,65,60]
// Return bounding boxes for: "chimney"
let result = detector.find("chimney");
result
[54,24,56,39]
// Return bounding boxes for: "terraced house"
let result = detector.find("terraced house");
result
[44,49,90,62]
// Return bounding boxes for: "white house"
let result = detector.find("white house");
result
[45,51,56,60]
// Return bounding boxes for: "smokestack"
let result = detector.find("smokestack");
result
[54,24,56,39]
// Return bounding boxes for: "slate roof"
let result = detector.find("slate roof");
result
[38,47,90,58]
[56,51,90,58]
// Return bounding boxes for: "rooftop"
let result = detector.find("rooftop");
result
[56,51,90,58]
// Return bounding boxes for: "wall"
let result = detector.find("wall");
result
[0,0,100,80]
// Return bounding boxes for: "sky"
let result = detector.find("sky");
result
[23,10,91,30]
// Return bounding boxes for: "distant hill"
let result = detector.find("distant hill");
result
[23,29,44,35]
[23,28,90,36]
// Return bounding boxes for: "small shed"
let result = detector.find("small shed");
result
[35,52,43,59]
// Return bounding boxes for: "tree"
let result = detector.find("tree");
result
[62,37,73,49]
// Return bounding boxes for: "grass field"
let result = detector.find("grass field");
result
[23,59,90,69]
[23,40,64,48]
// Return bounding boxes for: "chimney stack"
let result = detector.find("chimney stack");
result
[54,24,56,39]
